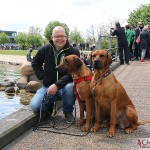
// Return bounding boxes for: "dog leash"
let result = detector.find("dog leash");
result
[33,94,91,137]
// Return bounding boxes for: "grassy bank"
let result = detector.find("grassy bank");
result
[0,50,37,56]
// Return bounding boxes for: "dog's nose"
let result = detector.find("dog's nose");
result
[93,59,102,69]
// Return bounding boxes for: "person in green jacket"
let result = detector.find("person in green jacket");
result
[125,25,134,60]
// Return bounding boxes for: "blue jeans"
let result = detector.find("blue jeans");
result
[30,83,75,113]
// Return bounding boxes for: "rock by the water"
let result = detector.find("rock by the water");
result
[26,81,41,93]
[0,82,12,87]
[16,76,28,89]
[20,61,34,76]
[5,86,15,93]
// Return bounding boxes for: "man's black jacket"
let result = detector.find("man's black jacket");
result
[32,40,80,89]
[110,27,128,46]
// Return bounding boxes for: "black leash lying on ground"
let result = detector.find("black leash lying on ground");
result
[33,94,92,137]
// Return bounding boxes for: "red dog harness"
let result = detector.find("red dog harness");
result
[73,75,92,101]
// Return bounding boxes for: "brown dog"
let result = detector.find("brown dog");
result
[90,49,150,137]
[56,54,93,131]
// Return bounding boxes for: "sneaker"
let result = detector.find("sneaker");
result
[141,59,144,62]
[64,112,75,123]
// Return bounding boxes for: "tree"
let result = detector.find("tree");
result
[27,34,43,48]
[86,25,96,44]
[69,27,84,45]
[0,32,10,45]
[14,32,27,49]
[128,4,150,27]
[28,26,43,35]
[44,21,69,41]
[15,26,44,50]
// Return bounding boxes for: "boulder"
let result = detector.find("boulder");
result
[5,86,15,93]
[16,76,28,89]
[28,74,39,82]
[20,61,34,76]
[0,82,12,87]
[26,81,41,93]
[4,79,16,86]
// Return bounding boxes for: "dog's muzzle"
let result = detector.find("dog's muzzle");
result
[93,59,102,69]
[55,65,68,74]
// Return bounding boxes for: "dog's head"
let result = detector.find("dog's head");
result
[91,50,112,70]
[56,54,83,74]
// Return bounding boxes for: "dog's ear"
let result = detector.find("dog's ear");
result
[106,52,112,67]
[74,57,83,69]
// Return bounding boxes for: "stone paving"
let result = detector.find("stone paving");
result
[1,55,150,150]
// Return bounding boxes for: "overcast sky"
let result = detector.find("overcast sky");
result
[0,0,149,36]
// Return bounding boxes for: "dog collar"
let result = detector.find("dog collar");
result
[94,69,111,85]
[92,69,111,96]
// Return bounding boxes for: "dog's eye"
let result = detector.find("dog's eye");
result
[64,59,69,64]
[99,54,104,58]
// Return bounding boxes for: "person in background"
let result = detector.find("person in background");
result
[30,26,80,123]
[145,24,150,59]
[134,22,143,60]
[125,25,135,61]
[110,22,130,65]
[129,25,135,56]
[140,25,150,62]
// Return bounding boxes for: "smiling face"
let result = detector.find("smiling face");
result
[91,50,112,70]
[51,26,67,50]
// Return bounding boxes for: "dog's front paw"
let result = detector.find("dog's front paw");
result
[82,125,90,132]
[91,125,99,132]
[76,119,83,127]
[107,129,115,138]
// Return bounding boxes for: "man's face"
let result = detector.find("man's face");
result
[51,28,67,50]
[138,22,142,28]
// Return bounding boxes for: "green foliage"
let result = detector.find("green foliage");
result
[14,32,28,49]
[69,27,84,44]
[44,21,69,41]
[15,26,44,50]
[128,4,150,27]
[27,34,43,48]
[0,32,10,45]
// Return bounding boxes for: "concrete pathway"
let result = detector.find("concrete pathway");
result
[1,55,150,150]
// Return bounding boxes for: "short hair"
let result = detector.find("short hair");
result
[143,25,149,30]
[125,25,130,29]
[138,22,142,25]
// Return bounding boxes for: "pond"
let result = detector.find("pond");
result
[0,64,26,119]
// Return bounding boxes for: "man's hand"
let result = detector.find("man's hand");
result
[47,84,58,95]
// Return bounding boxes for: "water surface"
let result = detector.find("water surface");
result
[0,64,23,119]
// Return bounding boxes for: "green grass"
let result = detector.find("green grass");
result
[0,50,37,56]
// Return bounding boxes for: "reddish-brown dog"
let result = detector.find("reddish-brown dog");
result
[90,49,150,137]
[56,54,93,131]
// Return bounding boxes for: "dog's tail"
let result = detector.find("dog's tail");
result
[137,120,150,126]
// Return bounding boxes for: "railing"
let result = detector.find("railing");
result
[97,35,119,61]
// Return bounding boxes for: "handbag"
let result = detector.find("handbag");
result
[136,36,140,44]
